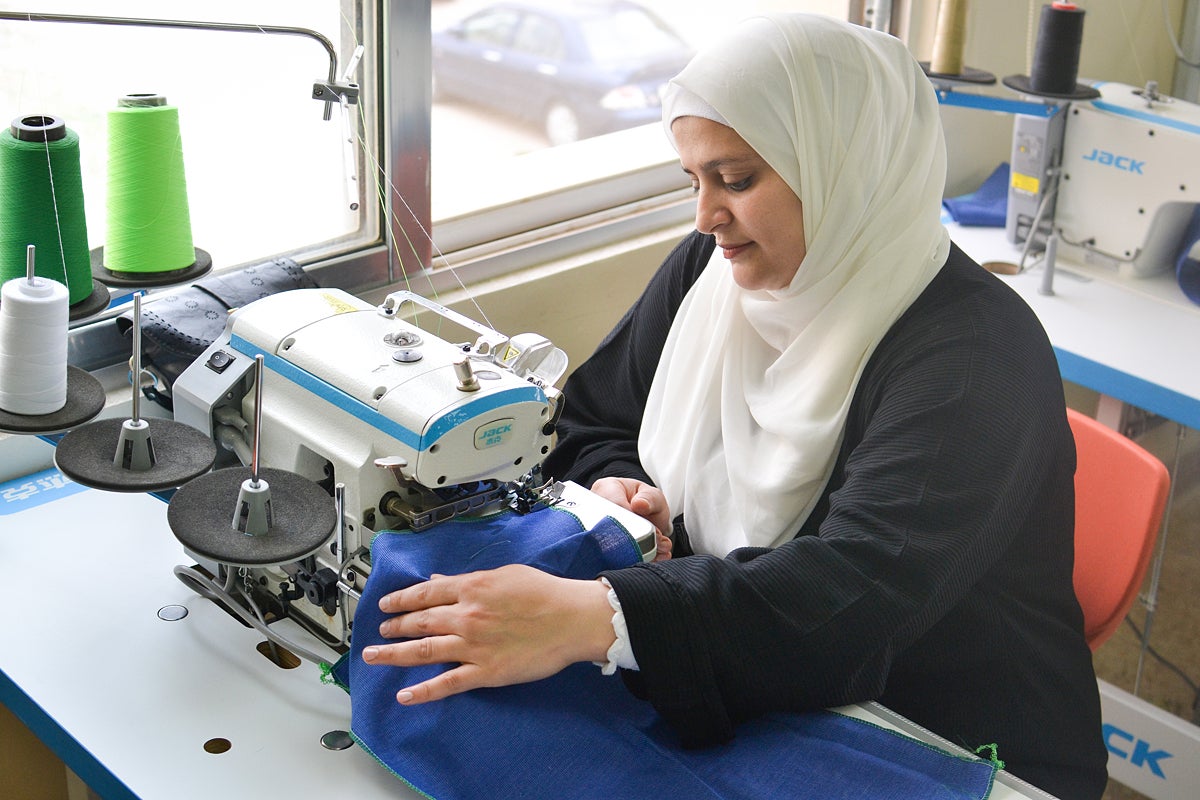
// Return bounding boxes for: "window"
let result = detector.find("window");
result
[1,0,864,364]
[428,0,856,290]
[0,0,381,277]
[0,0,415,368]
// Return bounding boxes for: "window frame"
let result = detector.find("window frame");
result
[63,0,874,369]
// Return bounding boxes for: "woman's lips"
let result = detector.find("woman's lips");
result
[721,242,750,259]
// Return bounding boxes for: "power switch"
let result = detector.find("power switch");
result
[206,350,235,373]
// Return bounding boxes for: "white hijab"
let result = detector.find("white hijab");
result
[638,14,951,555]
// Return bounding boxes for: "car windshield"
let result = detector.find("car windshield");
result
[578,9,685,63]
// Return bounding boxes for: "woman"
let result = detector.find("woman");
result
[363,14,1108,799]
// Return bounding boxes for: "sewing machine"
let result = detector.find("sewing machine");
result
[171,287,656,646]
[1008,81,1200,278]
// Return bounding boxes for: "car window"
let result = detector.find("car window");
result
[578,8,686,63]
[463,8,520,47]
[512,13,566,62]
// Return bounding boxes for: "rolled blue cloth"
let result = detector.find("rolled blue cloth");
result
[331,507,997,800]
[1175,204,1200,305]
[943,163,1010,227]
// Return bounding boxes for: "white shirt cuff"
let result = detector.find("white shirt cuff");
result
[594,577,639,675]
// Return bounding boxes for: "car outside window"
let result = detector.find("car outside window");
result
[462,8,520,47]
[579,8,687,63]
[512,14,566,62]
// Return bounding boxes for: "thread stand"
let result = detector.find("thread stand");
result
[921,64,995,86]
[166,354,336,567]
[53,292,217,492]
[91,246,213,288]
[67,278,112,321]
[0,244,105,434]
[1002,74,1098,102]
[0,367,105,435]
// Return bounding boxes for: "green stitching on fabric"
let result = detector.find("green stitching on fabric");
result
[975,743,1006,771]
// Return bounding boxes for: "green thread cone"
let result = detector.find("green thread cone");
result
[104,95,195,274]
[0,116,93,305]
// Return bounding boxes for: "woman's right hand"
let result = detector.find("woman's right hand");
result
[590,477,673,561]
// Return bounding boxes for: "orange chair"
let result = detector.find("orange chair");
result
[1067,408,1170,650]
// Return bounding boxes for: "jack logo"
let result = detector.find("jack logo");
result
[474,419,515,450]
[1104,724,1172,779]
[1083,148,1145,174]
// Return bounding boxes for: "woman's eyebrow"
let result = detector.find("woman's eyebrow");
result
[681,156,756,175]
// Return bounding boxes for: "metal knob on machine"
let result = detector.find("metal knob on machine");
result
[454,357,480,392]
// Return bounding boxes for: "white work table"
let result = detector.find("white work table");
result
[0,464,1053,800]
[947,222,1200,429]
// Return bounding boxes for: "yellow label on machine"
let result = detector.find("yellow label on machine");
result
[1010,172,1040,196]
[321,292,359,315]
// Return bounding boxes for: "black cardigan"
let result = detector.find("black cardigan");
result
[543,231,1108,800]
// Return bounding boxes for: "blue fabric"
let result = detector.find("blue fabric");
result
[942,163,1010,227]
[1175,204,1200,305]
[334,506,996,800]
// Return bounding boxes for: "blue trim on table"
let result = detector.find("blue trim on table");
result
[1055,348,1200,430]
[1,668,140,800]
[935,90,1059,117]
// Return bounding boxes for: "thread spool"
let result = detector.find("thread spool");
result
[1002,3,1100,100]
[92,94,212,287]
[931,0,968,76]
[920,1,994,85]
[0,115,109,317]
[0,272,69,416]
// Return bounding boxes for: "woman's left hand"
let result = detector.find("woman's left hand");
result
[362,565,615,704]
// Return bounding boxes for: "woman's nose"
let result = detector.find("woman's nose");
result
[694,186,730,234]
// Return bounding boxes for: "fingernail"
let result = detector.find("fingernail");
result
[363,646,379,662]
[397,690,414,704]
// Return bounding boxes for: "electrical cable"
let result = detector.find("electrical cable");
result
[214,422,252,465]
[1122,615,1200,724]
[173,564,332,667]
